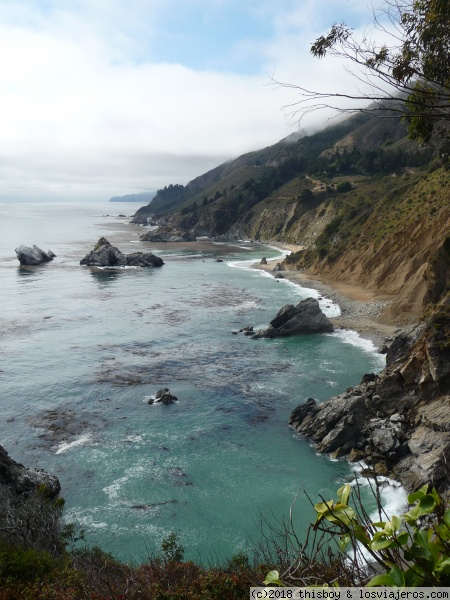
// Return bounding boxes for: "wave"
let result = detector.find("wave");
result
[327,329,386,363]
[55,433,92,455]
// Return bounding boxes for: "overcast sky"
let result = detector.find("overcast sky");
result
[0,0,379,201]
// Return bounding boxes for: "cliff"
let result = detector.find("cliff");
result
[290,295,450,490]
[0,444,60,497]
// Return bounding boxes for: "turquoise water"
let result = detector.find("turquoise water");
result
[0,201,387,563]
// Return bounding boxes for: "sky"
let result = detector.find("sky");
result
[0,0,382,201]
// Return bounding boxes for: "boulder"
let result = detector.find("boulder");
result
[80,238,163,267]
[139,226,196,242]
[254,298,334,338]
[260,257,268,265]
[0,445,60,497]
[15,245,56,265]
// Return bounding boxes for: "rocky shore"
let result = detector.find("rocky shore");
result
[0,445,60,497]
[251,244,450,491]
[289,303,450,491]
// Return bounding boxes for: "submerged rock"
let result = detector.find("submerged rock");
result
[0,444,60,497]
[253,297,334,338]
[80,237,163,267]
[15,245,56,265]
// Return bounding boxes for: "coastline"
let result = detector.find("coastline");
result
[252,243,399,348]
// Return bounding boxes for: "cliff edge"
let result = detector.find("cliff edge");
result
[290,295,450,490]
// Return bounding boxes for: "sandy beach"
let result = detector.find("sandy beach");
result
[253,243,399,348]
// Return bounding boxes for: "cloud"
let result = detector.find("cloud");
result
[0,0,380,201]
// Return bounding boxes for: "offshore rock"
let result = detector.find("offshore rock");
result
[254,298,334,338]
[139,226,196,242]
[0,444,60,497]
[290,297,450,491]
[80,237,163,267]
[15,245,56,265]
[148,388,178,405]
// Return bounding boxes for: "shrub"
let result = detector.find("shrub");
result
[266,483,450,587]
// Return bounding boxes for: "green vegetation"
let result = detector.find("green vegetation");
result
[294,0,450,144]
[7,480,450,596]
[268,483,450,587]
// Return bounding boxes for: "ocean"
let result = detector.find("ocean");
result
[0,200,401,564]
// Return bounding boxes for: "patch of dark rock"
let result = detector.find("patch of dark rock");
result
[80,237,163,267]
[139,226,196,243]
[15,245,56,266]
[253,298,333,339]
[29,409,105,447]
[289,305,450,490]
[148,388,178,405]
[0,444,60,497]
[248,414,270,425]
[272,263,285,272]
[131,499,178,510]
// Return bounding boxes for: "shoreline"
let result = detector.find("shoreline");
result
[252,244,399,348]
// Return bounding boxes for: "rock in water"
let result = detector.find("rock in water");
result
[148,388,178,405]
[80,237,163,267]
[254,297,334,338]
[0,444,60,497]
[15,245,56,265]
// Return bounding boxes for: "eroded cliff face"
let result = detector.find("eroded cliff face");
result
[290,297,450,490]
[0,445,60,497]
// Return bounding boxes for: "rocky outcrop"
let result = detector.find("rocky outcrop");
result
[80,237,164,267]
[148,388,178,405]
[253,297,334,338]
[290,297,450,490]
[0,445,60,497]
[15,245,56,265]
[139,226,196,243]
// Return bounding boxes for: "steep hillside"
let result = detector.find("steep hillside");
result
[285,168,450,322]
[132,112,448,323]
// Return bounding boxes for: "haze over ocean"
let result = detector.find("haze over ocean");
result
[0,201,392,562]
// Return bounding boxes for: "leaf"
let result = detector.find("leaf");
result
[404,502,422,522]
[403,568,421,587]
[408,484,429,504]
[389,565,406,587]
[443,509,450,529]
[314,501,334,514]
[322,504,357,526]
[367,574,397,587]
[353,524,370,546]
[339,533,351,552]
[370,536,394,551]
[397,531,410,545]
[337,483,351,506]
[264,570,285,586]
[418,494,437,513]
[391,515,402,531]
[435,558,450,577]
[408,490,425,504]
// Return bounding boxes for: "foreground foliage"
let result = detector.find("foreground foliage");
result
[267,483,450,588]
[3,480,450,597]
